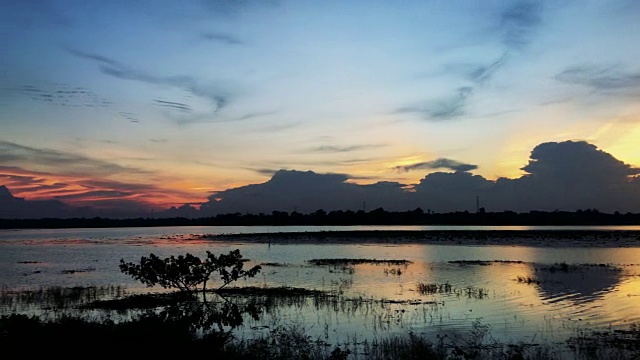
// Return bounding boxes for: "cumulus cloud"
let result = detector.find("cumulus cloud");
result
[0,185,75,219]
[197,140,640,215]
[521,140,640,180]
[395,158,478,173]
[490,141,640,212]
[199,169,411,215]
[4,140,640,218]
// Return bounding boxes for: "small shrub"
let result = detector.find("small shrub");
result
[119,249,261,295]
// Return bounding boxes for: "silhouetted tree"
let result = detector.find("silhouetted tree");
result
[119,249,261,297]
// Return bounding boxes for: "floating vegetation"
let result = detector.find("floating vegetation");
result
[308,258,412,266]
[216,286,329,298]
[516,276,541,285]
[83,291,192,310]
[416,282,452,295]
[383,268,403,276]
[538,262,620,273]
[416,283,488,299]
[61,267,96,274]
[461,286,489,299]
[449,260,526,266]
[260,262,295,267]
[449,260,492,266]
[329,265,355,274]
[567,323,640,357]
[1,285,126,314]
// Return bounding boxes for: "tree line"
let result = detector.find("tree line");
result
[1,208,639,229]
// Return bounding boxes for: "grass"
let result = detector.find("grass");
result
[308,258,412,266]
[2,308,638,359]
[516,276,541,285]
[260,262,295,267]
[448,260,527,266]
[416,282,488,299]
[417,282,453,295]
[1,285,126,313]
[2,284,639,358]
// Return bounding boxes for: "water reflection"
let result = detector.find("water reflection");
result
[3,228,640,346]
[533,263,623,305]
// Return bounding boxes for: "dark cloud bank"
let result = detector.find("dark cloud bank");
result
[2,140,640,219]
[184,140,640,217]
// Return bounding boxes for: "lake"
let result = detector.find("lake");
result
[2,225,640,349]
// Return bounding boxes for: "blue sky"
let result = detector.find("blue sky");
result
[1,0,640,212]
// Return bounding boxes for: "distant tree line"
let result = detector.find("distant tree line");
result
[1,208,639,229]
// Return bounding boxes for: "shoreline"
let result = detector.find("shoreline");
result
[202,229,640,247]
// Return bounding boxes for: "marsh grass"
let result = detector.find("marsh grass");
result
[61,267,96,274]
[417,282,453,295]
[308,258,412,266]
[416,283,488,299]
[260,262,293,267]
[2,285,639,358]
[537,262,620,273]
[448,260,526,266]
[516,276,541,285]
[1,285,126,314]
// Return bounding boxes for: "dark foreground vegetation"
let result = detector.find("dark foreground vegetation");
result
[2,249,639,358]
[1,208,639,229]
[2,286,639,359]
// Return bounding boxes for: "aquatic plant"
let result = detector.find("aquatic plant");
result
[308,258,412,266]
[416,282,453,295]
[516,276,541,285]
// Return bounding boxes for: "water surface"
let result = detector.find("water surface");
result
[1,225,639,346]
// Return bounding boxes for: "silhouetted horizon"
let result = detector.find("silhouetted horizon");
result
[1,207,639,229]
[2,140,639,220]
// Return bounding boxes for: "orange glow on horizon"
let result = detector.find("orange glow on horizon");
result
[0,167,207,210]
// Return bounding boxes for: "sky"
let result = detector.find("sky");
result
[1,0,640,217]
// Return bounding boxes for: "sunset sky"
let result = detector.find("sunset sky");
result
[1,0,640,213]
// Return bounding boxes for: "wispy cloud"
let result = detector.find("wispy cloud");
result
[119,112,140,123]
[499,0,542,49]
[202,32,244,45]
[247,168,281,176]
[395,158,478,173]
[308,144,384,153]
[0,164,199,210]
[201,0,279,17]
[66,48,228,117]
[427,87,473,120]
[233,111,278,121]
[398,87,473,121]
[469,55,508,84]
[555,64,640,94]
[154,99,193,112]
[14,84,112,109]
[0,141,145,177]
